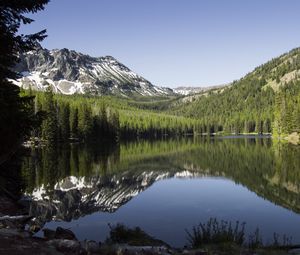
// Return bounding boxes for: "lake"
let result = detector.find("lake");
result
[20,137,300,247]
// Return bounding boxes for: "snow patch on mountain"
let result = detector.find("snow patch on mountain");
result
[174,85,226,95]
[13,46,174,97]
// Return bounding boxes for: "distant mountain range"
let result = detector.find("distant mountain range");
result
[13,45,174,97]
[173,85,225,95]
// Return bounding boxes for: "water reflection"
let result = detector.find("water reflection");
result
[20,137,300,245]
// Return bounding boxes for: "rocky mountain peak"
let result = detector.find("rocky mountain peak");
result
[13,46,174,97]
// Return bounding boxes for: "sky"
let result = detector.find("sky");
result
[20,0,300,88]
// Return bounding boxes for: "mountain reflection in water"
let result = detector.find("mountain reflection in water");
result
[20,137,300,246]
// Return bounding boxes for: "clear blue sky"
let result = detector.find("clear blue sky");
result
[20,0,300,87]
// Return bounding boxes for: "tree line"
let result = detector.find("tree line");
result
[23,88,203,143]
[25,88,120,143]
[170,48,300,136]
[20,73,300,142]
[1,0,300,154]
[273,80,300,136]
[171,77,274,135]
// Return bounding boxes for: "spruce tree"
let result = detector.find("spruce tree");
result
[70,107,79,139]
[273,92,283,136]
[78,104,93,140]
[0,0,49,155]
[58,102,70,140]
[41,87,57,142]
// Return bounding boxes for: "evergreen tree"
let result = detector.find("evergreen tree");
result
[99,103,108,135]
[41,87,57,142]
[70,107,79,139]
[58,102,70,140]
[263,119,271,134]
[0,0,49,156]
[255,118,263,134]
[78,103,93,140]
[273,92,283,136]
[108,109,120,140]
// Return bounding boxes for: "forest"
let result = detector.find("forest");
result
[273,81,300,136]
[21,88,203,144]
[1,0,300,153]
[169,48,300,136]
[21,57,300,144]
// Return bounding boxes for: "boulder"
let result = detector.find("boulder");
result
[55,226,77,240]
[83,240,101,254]
[42,228,56,240]
[47,239,81,253]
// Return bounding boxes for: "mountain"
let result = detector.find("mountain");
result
[13,46,173,97]
[171,47,300,136]
[173,85,225,95]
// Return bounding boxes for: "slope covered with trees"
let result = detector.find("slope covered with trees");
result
[170,48,300,137]
[23,43,300,144]
[4,6,300,146]
[23,88,202,143]
[273,81,300,136]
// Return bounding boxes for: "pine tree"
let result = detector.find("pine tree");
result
[273,92,283,136]
[100,103,108,135]
[109,109,120,140]
[41,87,57,142]
[255,118,263,134]
[296,94,300,132]
[263,119,271,134]
[70,107,79,139]
[78,104,93,140]
[0,0,49,155]
[58,102,70,140]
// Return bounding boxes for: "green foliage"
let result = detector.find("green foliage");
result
[25,91,122,142]
[169,48,300,136]
[0,0,49,155]
[70,107,79,138]
[106,223,167,246]
[78,103,93,140]
[273,81,300,136]
[40,88,57,142]
[11,44,300,145]
[21,136,300,230]
[58,102,70,141]
[27,91,201,141]
[187,218,292,250]
[170,78,275,134]
[186,218,246,248]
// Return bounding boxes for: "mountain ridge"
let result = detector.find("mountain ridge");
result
[173,85,226,95]
[13,46,174,97]
[170,47,300,136]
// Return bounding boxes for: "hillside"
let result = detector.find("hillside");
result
[13,45,173,97]
[15,46,300,141]
[170,48,300,136]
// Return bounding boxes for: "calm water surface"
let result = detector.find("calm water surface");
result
[21,137,300,247]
